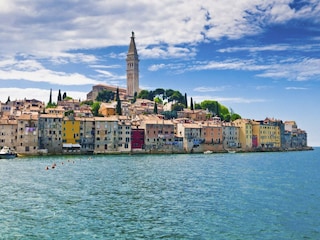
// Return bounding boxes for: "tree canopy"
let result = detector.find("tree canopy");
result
[138,88,186,106]
[96,90,115,102]
[198,100,241,121]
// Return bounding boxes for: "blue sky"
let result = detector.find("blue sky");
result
[0,0,319,146]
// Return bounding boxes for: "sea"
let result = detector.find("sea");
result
[0,148,319,240]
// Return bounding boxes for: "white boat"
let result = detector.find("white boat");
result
[0,146,17,159]
[204,150,213,154]
[227,150,236,153]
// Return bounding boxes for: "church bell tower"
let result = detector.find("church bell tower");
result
[126,31,139,98]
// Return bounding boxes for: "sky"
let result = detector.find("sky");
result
[0,0,319,146]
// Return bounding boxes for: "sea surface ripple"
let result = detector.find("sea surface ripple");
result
[0,149,320,239]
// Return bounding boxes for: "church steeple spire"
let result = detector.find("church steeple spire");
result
[128,31,138,55]
[126,31,139,98]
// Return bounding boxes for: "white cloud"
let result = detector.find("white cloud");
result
[0,0,318,56]
[285,87,308,90]
[192,95,266,104]
[0,87,88,103]
[217,44,320,53]
[0,58,101,86]
[256,58,320,81]
[193,86,226,92]
[182,57,320,82]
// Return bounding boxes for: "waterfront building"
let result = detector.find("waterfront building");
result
[0,118,17,149]
[222,122,240,149]
[252,120,281,148]
[131,128,145,151]
[16,114,38,154]
[117,116,131,152]
[233,118,253,150]
[140,117,175,152]
[61,115,81,153]
[94,116,119,153]
[284,121,298,133]
[79,117,95,154]
[283,120,307,148]
[176,122,202,152]
[62,116,80,144]
[201,121,223,144]
[38,114,63,153]
[293,129,307,148]
[126,32,139,98]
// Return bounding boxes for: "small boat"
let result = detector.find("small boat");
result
[204,150,213,154]
[227,150,236,153]
[0,146,17,159]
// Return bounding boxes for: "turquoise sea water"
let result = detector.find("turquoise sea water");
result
[0,148,319,239]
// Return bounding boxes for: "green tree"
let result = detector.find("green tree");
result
[46,102,57,108]
[96,90,114,102]
[190,97,194,110]
[161,111,177,119]
[171,91,184,103]
[231,113,242,121]
[138,90,149,99]
[57,89,62,102]
[154,88,165,97]
[154,96,163,104]
[63,92,67,100]
[81,100,93,106]
[131,92,138,103]
[153,102,158,114]
[165,89,175,101]
[49,89,52,104]
[172,103,184,111]
[219,104,230,120]
[200,100,218,113]
[91,102,101,116]
[116,87,122,115]
[184,93,188,108]
[195,102,201,109]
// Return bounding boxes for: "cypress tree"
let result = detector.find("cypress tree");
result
[116,87,122,115]
[63,92,67,100]
[49,89,52,104]
[184,93,188,108]
[190,97,194,110]
[153,102,158,114]
[58,89,62,102]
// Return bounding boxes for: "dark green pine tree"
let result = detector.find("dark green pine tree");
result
[49,89,52,104]
[116,87,122,115]
[190,97,194,110]
[63,92,67,100]
[57,89,62,102]
[184,93,188,108]
[153,102,158,114]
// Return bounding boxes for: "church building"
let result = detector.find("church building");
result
[126,31,139,98]
[87,32,140,101]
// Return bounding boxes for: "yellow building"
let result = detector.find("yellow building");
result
[234,119,253,150]
[252,121,280,148]
[62,116,80,144]
[99,102,116,117]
